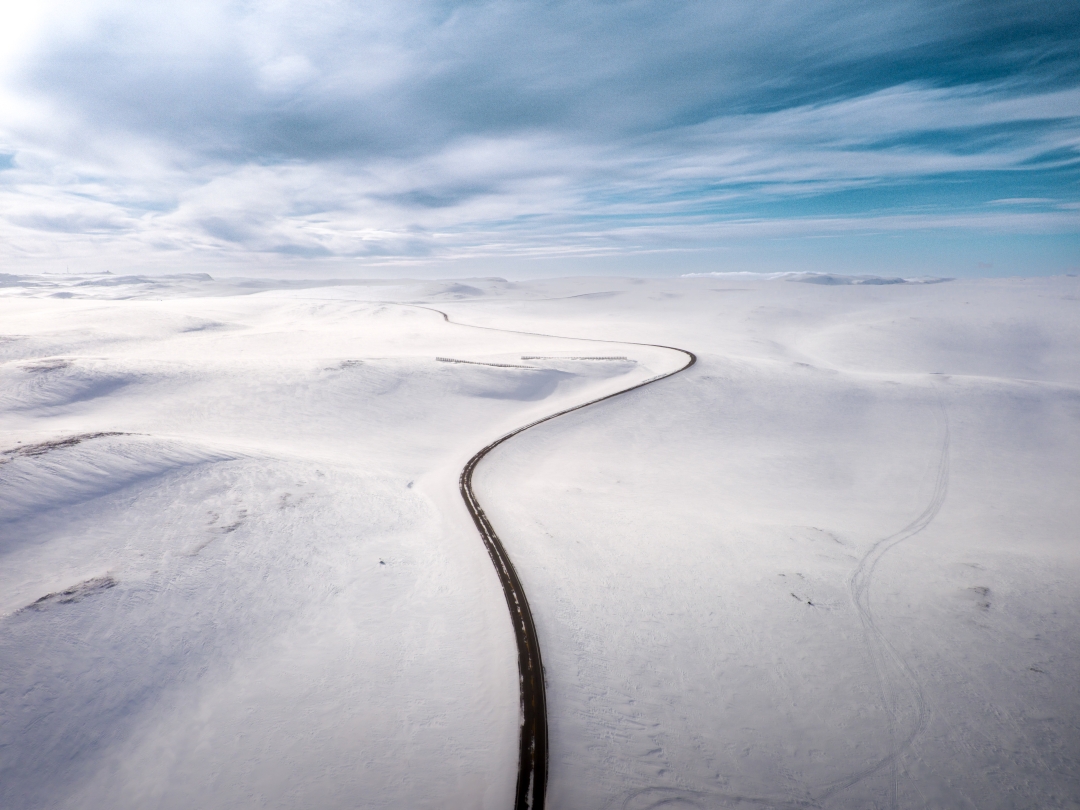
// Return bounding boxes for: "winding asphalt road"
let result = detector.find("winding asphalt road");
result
[416,304,696,810]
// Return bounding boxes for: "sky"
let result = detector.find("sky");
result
[0,0,1077,278]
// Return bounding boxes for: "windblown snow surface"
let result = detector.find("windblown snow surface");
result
[1,271,1078,809]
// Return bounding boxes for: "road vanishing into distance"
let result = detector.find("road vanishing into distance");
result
[400,302,950,810]
[415,304,696,810]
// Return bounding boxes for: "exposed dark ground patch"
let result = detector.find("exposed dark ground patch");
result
[327,359,364,370]
[21,358,73,372]
[0,432,128,462]
[23,576,117,612]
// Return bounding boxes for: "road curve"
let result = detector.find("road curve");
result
[416,304,696,810]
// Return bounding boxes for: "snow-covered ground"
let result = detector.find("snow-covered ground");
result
[2,271,1078,809]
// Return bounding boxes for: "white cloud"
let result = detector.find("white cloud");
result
[0,0,1076,272]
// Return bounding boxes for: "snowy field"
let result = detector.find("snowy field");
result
[1,271,1078,810]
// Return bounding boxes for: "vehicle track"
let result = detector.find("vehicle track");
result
[818,400,951,807]
[612,399,953,810]
[413,304,696,810]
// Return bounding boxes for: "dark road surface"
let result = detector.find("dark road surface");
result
[420,305,696,810]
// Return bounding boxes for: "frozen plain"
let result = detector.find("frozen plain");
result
[1,271,1078,810]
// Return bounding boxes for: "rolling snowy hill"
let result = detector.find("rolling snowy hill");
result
[2,272,1077,809]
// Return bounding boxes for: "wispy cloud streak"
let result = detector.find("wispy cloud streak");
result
[0,0,1077,273]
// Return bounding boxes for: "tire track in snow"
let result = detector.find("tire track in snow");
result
[615,398,953,810]
[411,304,696,810]
[818,401,950,807]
